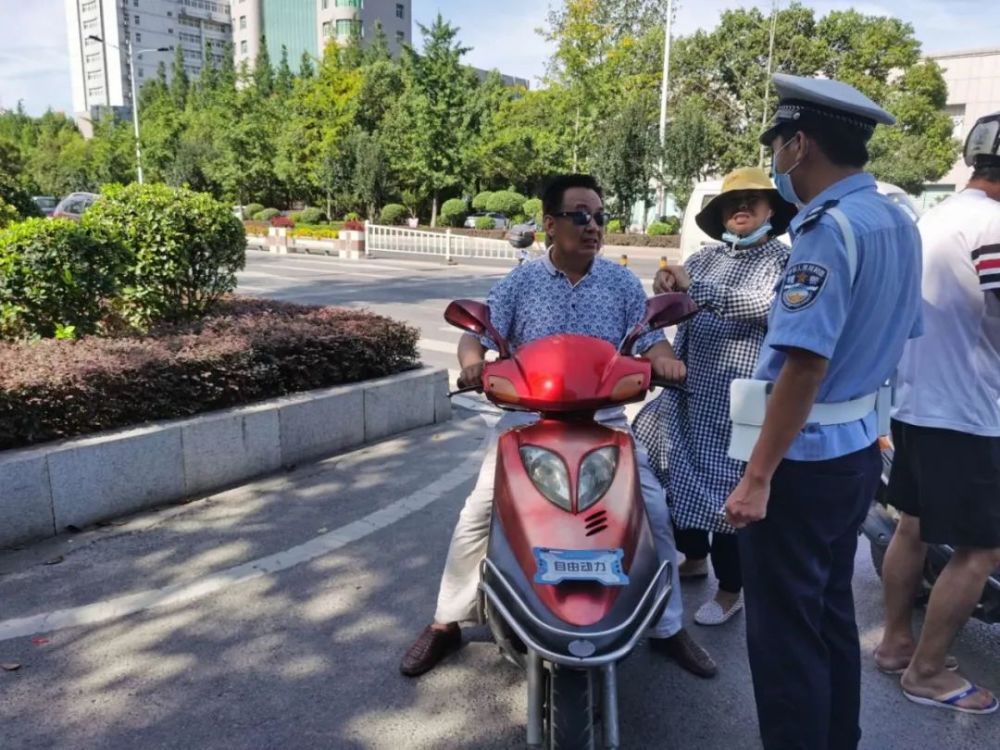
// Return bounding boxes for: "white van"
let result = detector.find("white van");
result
[678,179,922,263]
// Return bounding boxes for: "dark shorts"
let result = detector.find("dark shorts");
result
[888,419,1000,549]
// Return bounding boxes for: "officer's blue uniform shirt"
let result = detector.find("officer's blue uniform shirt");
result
[754,173,923,461]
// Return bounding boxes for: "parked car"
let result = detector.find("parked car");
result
[678,179,921,262]
[464,212,508,229]
[51,192,99,221]
[32,196,59,217]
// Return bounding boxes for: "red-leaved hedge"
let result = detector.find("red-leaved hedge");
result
[0,297,420,450]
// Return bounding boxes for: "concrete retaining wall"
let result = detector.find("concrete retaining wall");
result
[0,368,451,549]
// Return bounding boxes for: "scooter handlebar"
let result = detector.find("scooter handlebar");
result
[650,379,688,393]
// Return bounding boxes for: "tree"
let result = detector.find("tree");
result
[298,51,315,79]
[169,45,190,109]
[662,95,724,211]
[253,36,274,98]
[593,96,661,229]
[350,129,392,219]
[275,45,295,95]
[389,15,477,226]
[668,4,957,189]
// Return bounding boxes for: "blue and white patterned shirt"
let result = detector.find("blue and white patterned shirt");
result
[480,251,665,354]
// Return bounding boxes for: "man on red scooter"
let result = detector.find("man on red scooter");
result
[399,173,717,679]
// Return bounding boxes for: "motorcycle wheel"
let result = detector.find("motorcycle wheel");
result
[547,666,595,750]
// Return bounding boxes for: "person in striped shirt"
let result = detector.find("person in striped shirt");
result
[876,111,1000,715]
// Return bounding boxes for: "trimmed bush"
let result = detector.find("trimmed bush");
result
[254,208,280,221]
[0,172,42,220]
[440,198,468,227]
[522,197,542,225]
[271,215,294,228]
[607,219,623,234]
[474,215,496,230]
[244,203,265,219]
[289,207,325,224]
[343,219,365,231]
[486,190,526,216]
[472,191,494,212]
[647,221,671,237]
[0,197,18,230]
[83,183,246,327]
[344,211,362,222]
[0,218,126,340]
[0,297,420,449]
[659,215,681,234]
[604,232,679,248]
[380,203,409,225]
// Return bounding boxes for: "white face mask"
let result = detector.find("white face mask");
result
[772,136,804,206]
[721,221,773,247]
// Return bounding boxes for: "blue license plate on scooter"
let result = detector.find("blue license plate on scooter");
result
[533,548,629,586]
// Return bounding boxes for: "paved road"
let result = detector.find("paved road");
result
[1,251,998,749]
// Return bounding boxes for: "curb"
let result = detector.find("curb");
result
[0,368,451,549]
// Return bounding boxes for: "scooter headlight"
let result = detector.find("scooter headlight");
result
[520,446,571,511]
[578,447,618,511]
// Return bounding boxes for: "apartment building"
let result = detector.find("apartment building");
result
[66,0,233,133]
[231,0,411,70]
[921,47,1000,208]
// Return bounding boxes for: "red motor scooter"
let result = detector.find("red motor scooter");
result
[444,293,697,750]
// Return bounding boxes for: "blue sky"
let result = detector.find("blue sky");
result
[1,0,997,116]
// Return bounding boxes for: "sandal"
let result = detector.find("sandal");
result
[873,649,959,675]
[902,680,999,715]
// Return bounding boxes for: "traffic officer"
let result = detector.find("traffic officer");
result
[724,74,923,749]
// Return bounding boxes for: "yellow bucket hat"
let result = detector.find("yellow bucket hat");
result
[694,166,797,242]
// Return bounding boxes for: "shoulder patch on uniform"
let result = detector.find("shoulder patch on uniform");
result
[796,199,840,234]
[781,262,829,311]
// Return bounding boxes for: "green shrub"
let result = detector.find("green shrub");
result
[472,191,494,212]
[0,297,420,450]
[647,221,671,237]
[254,208,280,221]
[474,215,496,230]
[83,183,246,326]
[298,207,326,224]
[0,197,18,229]
[658,215,681,234]
[0,218,126,340]
[440,198,468,227]
[344,211,362,222]
[379,203,409,225]
[244,203,265,219]
[522,197,542,225]
[486,190,526,216]
[607,219,623,234]
[0,172,42,220]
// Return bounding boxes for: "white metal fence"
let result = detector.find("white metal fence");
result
[365,222,524,262]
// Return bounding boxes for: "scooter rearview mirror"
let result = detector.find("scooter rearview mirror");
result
[443,300,510,358]
[620,292,698,354]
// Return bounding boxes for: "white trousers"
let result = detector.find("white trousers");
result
[433,411,684,638]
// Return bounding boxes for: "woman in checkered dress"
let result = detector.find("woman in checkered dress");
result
[633,168,794,626]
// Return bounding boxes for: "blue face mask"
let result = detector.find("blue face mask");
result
[722,221,773,248]
[771,137,803,206]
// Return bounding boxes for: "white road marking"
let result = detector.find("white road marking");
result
[0,448,485,642]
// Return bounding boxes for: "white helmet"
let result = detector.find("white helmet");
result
[964,111,1000,168]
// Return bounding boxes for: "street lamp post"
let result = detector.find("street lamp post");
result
[87,34,171,185]
[657,0,674,219]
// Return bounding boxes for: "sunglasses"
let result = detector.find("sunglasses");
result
[551,210,610,227]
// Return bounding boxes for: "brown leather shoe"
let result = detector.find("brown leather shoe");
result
[650,628,718,678]
[400,624,462,677]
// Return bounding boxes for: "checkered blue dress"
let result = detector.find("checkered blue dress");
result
[633,239,790,533]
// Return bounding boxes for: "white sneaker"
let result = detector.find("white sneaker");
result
[694,593,744,626]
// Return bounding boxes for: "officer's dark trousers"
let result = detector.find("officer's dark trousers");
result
[739,444,881,750]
